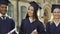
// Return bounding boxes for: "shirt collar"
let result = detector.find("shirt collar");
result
[0,13,8,17]
[0,13,8,19]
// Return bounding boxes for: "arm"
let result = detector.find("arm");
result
[10,19,16,34]
[46,22,50,34]
[37,21,45,34]
[6,16,16,34]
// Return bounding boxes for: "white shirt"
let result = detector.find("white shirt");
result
[0,13,12,19]
[54,21,60,27]
[29,17,35,23]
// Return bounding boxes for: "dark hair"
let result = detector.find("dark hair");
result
[25,1,42,20]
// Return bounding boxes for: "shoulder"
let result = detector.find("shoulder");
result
[46,21,51,27]
[22,18,29,22]
[37,20,43,24]
[36,20,44,26]
[6,15,14,21]
[21,18,29,25]
[46,21,53,25]
[46,21,50,24]
[5,14,12,19]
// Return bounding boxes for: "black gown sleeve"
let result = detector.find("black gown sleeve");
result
[46,22,50,34]
[11,19,17,34]
[10,19,15,30]
[37,21,45,34]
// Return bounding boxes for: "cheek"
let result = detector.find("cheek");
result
[59,13,60,16]
[0,8,1,11]
[53,13,56,15]
[31,11,34,14]
[53,13,60,18]
[0,8,3,11]
[0,7,7,11]
[28,10,33,14]
[27,11,34,16]
[53,13,58,15]
[29,11,34,16]
[0,8,2,11]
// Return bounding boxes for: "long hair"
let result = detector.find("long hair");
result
[49,14,54,24]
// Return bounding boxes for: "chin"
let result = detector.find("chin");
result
[28,15,33,17]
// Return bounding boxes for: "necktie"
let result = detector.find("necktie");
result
[2,16,5,19]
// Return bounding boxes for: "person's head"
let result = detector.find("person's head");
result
[0,0,10,15]
[26,1,41,20]
[51,4,60,19]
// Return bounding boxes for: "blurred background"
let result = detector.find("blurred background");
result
[7,0,60,34]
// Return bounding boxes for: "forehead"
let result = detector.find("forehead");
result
[28,6,34,9]
[53,8,60,12]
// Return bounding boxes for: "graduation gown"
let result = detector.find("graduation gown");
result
[19,18,45,34]
[0,16,16,34]
[46,22,60,34]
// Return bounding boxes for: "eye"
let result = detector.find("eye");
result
[53,11,56,13]
[5,7,7,8]
[1,7,4,8]
[57,12,60,13]
[31,9,34,11]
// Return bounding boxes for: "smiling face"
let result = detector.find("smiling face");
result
[53,8,60,19]
[27,6,34,17]
[0,4,7,15]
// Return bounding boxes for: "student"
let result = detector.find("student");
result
[0,0,16,34]
[19,1,45,34]
[46,4,60,34]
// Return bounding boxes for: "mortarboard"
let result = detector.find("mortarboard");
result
[30,1,42,12]
[0,0,11,5]
[51,4,60,13]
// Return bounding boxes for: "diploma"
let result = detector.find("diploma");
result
[7,28,16,34]
[31,29,38,34]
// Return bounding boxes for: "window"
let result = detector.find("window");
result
[21,6,27,19]
[58,0,60,3]
[7,4,14,17]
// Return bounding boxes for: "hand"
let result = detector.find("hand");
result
[7,32,12,34]
[31,29,38,34]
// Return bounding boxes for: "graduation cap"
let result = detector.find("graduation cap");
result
[0,0,11,5]
[30,1,42,12]
[51,4,60,13]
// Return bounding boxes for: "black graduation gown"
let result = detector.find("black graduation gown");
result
[46,22,60,34]
[0,17,16,34]
[19,18,45,34]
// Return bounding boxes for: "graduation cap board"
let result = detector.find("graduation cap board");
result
[29,1,42,12]
[51,4,60,13]
[0,0,11,5]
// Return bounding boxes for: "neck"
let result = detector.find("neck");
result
[29,17,35,23]
[29,17,34,20]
